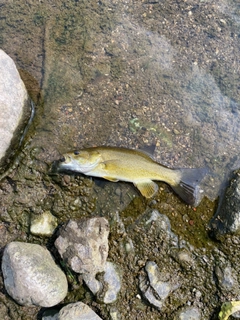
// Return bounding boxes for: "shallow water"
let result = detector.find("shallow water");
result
[2,0,239,202]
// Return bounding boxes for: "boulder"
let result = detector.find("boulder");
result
[1,242,68,307]
[0,49,32,174]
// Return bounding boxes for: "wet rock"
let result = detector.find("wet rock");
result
[1,242,68,307]
[30,211,58,236]
[139,261,180,310]
[145,210,179,247]
[174,306,201,320]
[55,218,109,275]
[58,302,103,320]
[0,49,32,174]
[210,170,240,238]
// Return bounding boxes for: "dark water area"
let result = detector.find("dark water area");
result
[0,0,240,319]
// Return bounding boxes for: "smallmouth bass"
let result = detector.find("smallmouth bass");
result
[56,146,207,206]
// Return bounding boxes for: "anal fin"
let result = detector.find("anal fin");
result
[134,180,158,198]
[103,176,119,182]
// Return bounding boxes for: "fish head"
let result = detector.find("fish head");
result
[58,150,101,173]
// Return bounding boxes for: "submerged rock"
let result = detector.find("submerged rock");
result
[55,218,109,275]
[210,170,240,238]
[58,302,103,320]
[1,242,68,307]
[0,49,33,174]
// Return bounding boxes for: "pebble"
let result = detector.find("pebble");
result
[58,302,103,320]
[174,306,201,320]
[30,211,58,236]
[139,260,180,310]
[1,242,68,307]
[100,261,121,304]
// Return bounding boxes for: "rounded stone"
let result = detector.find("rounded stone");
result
[1,241,68,307]
[0,49,32,173]
[58,302,103,320]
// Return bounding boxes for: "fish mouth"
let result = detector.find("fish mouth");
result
[59,156,66,162]
[59,154,72,164]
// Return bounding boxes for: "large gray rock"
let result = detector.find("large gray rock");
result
[55,218,109,275]
[1,242,68,307]
[58,302,103,320]
[0,49,32,174]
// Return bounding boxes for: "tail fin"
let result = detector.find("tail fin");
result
[172,167,208,207]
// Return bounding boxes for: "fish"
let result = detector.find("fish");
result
[56,146,208,206]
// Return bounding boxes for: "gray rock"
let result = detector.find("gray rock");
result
[174,306,201,320]
[82,272,102,295]
[139,261,180,310]
[83,261,121,304]
[58,302,103,320]
[99,261,121,304]
[1,242,68,307]
[0,50,32,174]
[55,218,109,275]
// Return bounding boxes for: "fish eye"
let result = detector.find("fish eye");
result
[59,157,65,162]
[74,150,79,155]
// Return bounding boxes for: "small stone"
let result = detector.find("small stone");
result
[139,261,180,310]
[82,273,102,295]
[58,302,103,320]
[174,306,201,320]
[145,261,172,300]
[1,242,68,307]
[101,262,121,304]
[215,263,239,295]
[30,211,58,236]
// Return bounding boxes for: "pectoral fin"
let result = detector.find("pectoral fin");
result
[134,180,159,198]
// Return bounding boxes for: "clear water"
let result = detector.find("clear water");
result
[1,0,240,202]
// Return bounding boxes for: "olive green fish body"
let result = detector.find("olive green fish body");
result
[85,147,180,184]
[57,146,207,206]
